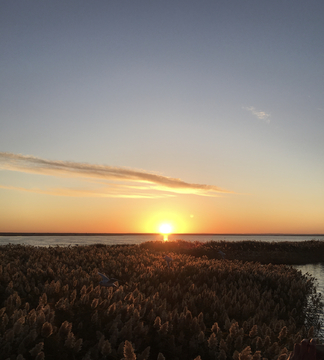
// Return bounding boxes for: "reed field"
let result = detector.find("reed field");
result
[140,239,324,265]
[0,240,323,360]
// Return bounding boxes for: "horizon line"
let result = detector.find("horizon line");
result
[1,232,324,237]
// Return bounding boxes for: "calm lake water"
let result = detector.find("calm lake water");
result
[1,234,324,337]
[1,233,324,247]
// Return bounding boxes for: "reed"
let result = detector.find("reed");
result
[0,242,322,360]
[140,239,324,264]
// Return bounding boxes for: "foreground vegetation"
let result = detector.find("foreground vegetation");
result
[140,239,324,265]
[0,241,323,360]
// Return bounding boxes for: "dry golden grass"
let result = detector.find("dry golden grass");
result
[0,241,322,360]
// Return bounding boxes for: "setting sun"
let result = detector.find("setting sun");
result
[159,223,172,234]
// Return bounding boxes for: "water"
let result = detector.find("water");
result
[1,233,324,247]
[295,263,324,338]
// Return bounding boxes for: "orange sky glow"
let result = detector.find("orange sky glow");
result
[1,2,324,235]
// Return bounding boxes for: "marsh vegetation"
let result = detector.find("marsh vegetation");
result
[141,239,324,265]
[0,240,323,360]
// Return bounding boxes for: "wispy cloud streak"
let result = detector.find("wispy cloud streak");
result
[0,184,174,198]
[0,152,233,198]
[243,106,271,123]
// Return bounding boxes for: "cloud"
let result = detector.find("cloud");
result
[0,152,233,198]
[0,184,174,198]
[243,106,271,123]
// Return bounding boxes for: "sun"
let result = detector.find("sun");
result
[159,223,172,241]
[159,223,172,234]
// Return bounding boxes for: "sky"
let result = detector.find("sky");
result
[1,0,324,234]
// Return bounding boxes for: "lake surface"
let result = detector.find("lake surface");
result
[295,263,324,339]
[1,233,324,247]
[1,234,324,337]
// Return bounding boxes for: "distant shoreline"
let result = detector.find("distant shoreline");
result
[1,232,323,236]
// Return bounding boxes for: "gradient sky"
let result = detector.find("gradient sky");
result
[1,0,323,234]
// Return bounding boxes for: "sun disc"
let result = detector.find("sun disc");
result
[159,223,172,234]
